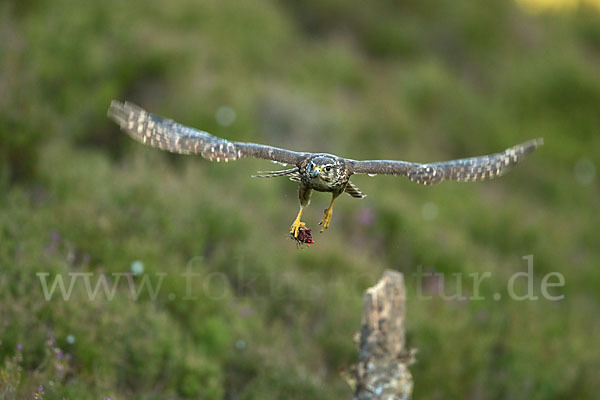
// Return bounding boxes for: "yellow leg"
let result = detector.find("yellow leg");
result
[290,207,306,237]
[319,195,337,232]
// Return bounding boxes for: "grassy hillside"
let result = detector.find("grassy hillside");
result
[1,0,599,399]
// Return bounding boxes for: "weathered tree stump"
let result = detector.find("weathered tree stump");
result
[353,269,414,400]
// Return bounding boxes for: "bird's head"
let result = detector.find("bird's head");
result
[308,156,338,183]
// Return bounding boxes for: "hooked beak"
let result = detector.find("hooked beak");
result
[312,166,321,177]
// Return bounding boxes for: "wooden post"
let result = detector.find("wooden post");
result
[353,269,414,400]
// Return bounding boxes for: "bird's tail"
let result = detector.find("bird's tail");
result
[252,167,299,178]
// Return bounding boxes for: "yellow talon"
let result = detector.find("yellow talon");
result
[291,220,306,237]
[319,193,338,233]
[290,207,306,237]
[319,206,333,232]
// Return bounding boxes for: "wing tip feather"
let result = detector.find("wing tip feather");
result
[107,100,146,127]
[107,100,127,126]
[521,137,544,153]
[529,137,544,149]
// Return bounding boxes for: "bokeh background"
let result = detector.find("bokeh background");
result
[1,0,599,399]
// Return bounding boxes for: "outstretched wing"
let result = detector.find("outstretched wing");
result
[348,139,543,185]
[107,101,307,165]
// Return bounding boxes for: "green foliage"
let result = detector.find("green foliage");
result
[1,0,599,398]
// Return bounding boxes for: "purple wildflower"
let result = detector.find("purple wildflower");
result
[51,230,61,243]
[356,208,376,226]
[17,344,22,351]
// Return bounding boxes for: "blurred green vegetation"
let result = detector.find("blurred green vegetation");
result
[1,0,599,398]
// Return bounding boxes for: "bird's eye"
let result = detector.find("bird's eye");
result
[325,166,331,172]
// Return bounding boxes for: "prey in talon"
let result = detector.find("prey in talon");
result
[291,226,314,247]
[108,100,543,245]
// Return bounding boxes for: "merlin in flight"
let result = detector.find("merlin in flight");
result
[108,101,542,238]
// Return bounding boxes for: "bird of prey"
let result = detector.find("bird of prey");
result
[108,100,542,238]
